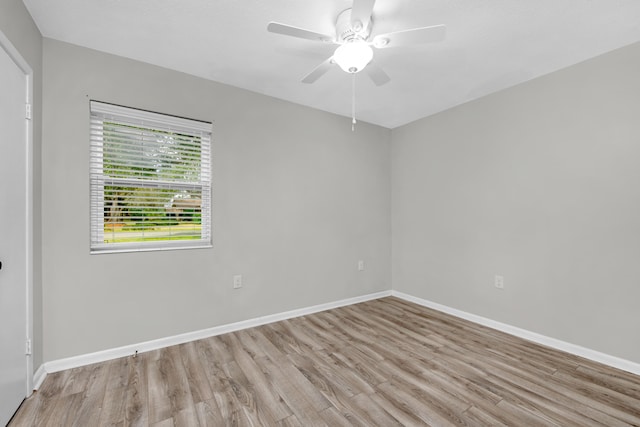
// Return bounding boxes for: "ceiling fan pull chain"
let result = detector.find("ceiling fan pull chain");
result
[352,73,357,132]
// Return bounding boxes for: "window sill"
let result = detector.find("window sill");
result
[90,241,213,255]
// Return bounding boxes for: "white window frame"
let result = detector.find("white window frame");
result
[90,101,212,254]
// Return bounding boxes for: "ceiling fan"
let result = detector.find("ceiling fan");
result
[267,0,446,86]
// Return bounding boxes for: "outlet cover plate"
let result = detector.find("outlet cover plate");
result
[233,275,242,289]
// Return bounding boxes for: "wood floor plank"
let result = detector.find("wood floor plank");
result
[178,341,213,404]
[376,380,458,426]
[278,318,325,352]
[480,356,633,426]
[254,354,330,426]
[378,357,471,416]
[261,322,308,357]
[367,392,427,426]
[286,351,357,401]
[6,393,45,426]
[318,406,356,427]
[222,359,279,425]
[123,352,149,427]
[147,346,195,424]
[495,397,562,427]
[98,384,127,426]
[46,391,86,427]
[221,332,293,421]
[194,338,246,421]
[11,369,71,426]
[149,418,173,427]
[462,406,508,427]
[286,352,399,426]
[305,348,377,396]
[235,329,269,359]
[552,369,640,425]
[97,358,132,425]
[193,398,224,427]
[348,392,403,426]
[486,368,608,426]
[242,325,289,362]
[60,364,94,396]
[11,297,640,426]
[576,363,640,399]
[67,361,110,426]
[461,404,510,426]
[276,413,304,427]
[341,303,444,353]
[166,405,200,427]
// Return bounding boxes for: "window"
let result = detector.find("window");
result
[90,101,212,253]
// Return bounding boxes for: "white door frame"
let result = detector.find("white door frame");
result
[0,29,34,396]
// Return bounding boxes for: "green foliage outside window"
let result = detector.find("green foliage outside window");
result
[101,122,203,243]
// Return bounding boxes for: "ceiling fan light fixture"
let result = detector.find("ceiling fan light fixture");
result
[333,40,373,73]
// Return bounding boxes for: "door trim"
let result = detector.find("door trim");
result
[0,29,34,396]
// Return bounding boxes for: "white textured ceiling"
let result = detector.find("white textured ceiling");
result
[22,0,640,128]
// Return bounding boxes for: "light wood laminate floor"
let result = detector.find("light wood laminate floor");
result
[9,297,640,426]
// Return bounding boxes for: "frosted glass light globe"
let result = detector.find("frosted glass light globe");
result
[333,40,373,73]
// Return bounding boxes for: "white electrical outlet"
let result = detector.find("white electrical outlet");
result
[494,275,504,289]
[358,260,365,271]
[233,275,242,289]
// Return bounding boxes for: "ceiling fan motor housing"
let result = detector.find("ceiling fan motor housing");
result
[336,8,371,43]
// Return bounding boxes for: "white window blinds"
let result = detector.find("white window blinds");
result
[90,101,212,253]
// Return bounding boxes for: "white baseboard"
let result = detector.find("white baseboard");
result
[391,290,640,376]
[35,287,639,388]
[33,364,47,390]
[40,290,392,379]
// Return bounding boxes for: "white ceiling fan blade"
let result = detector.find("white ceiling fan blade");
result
[365,63,391,86]
[350,0,376,31]
[373,24,446,49]
[301,57,335,84]
[267,22,335,43]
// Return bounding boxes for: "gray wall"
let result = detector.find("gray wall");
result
[42,39,391,361]
[392,42,640,363]
[0,0,43,370]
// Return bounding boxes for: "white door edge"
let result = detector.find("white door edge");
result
[0,29,34,397]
